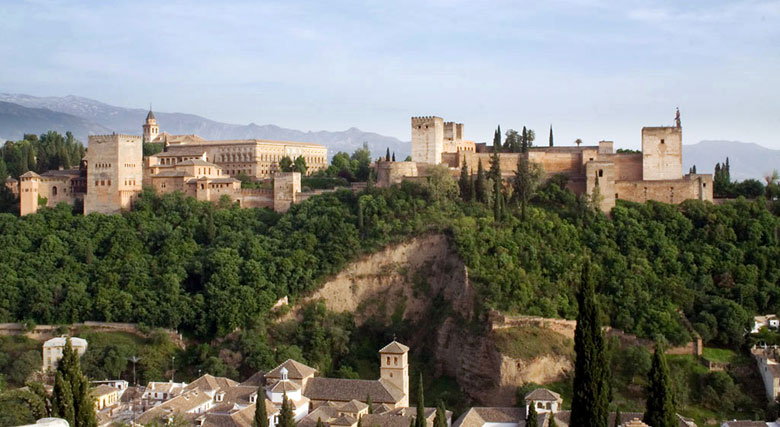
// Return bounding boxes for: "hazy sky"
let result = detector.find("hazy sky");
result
[2,0,779,149]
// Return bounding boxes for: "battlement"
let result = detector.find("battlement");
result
[89,134,143,143]
[411,116,442,122]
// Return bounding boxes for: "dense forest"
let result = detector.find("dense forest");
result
[0,168,778,350]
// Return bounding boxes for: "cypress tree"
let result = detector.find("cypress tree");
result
[366,394,373,414]
[475,160,487,203]
[493,125,501,153]
[526,401,538,427]
[386,148,391,161]
[392,152,396,162]
[52,337,96,427]
[459,163,471,201]
[549,125,554,147]
[521,126,528,153]
[415,373,425,427]
[614,408,621,427]
[316,418,325,427]
[549,414,558,427]
[489,152,502,221]
[254,385,268,427]
[409,417,415,427]
[643,341,676,427]
[279,393,295,427]
[570,260,610,427]
[434,401,447,427]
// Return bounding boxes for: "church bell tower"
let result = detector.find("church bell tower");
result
[379,341,410,407]
[142,107,159,143]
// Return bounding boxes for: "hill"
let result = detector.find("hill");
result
[0,93,410,159]
[683,140,780,181]
[0,101,111,141]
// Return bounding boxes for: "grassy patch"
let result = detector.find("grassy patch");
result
[702,347,736,364]
[493,326,573,360]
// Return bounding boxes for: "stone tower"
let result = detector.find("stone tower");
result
[641,125,682,181]
[379,341,410,407]
[84,134,143,214]
[411,116,443,165]
[142,108,159,143]
[19,171,41,216]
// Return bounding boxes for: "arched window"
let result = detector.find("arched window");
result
[52,186,57,196]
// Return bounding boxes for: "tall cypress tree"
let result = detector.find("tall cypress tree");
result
[570,260,610,427]
[316,418,325,427]
[52,338,96,427]
[279,393,295,427]
[254,385,268,427]
[521,126,528,153]
[614,408,621,427]
[549,414,558,427]
[549,125,554,147]
[643,342,676,427]
[386,148,391,161]
[433,401,447,427]
[459,163,471,201]
[493,126,501,153]
[415,374,425,427]
[475,160,487,203]
[526,401,538,427]
[489,152,502,221]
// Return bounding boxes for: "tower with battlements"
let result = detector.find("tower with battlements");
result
[411,116,444,165]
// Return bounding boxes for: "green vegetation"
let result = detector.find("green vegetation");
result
[702,347,736,364]
[52,338,97,427]
[643,342,677,427]
[2,132,85,179]
[0,336,41,388]
[493,327,573,360]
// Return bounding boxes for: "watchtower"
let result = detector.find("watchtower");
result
[379,341,410,407]
[19,171,41,216]
[411,116,443,165]
[641,126,682,181]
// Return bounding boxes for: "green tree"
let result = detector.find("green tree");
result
[549,126,554,147]
[293,156,307,175]
[489,152,503,221]
[643,341,676,427]
[521,126,529,153]
[386,148,391,161]
[415,373,425,427]
[351,143,372,181]
[366,394,373,414]
[279,393,295,427]
[526,401,538,427]
[549,414,558,427]
[392,152,396,162]
[570,260,609,427]
[279,156,293,172]
[493,125,502,153]
[459,163,471,201]
[0,157,7,180]
[254,384,269,427]
[52,338,97,427]
[316,418,325,427]
[513,156,543,220]
[614,408,621,427]
[475,160,487,203]
[504,129,521,152]
[434,400,447,427]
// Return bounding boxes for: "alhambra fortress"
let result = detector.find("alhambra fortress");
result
[377,113,713,212]
[9,109,711,215]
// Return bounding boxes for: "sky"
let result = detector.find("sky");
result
[1,0,779,149]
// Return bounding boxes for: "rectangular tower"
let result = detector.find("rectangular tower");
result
[641,127,682,181]
[411,116,444,165]
[84,134,143,214]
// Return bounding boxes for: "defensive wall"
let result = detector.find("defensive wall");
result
[0,321,184,348]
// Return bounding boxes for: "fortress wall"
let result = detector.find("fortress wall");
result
[376,161,419,187]
[615,174,713,204]
[612,154,643,181]
[528,150,584,176]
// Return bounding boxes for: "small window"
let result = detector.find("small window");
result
[615,193,619,199]
[598,169,603,177]
[660,139,665,144]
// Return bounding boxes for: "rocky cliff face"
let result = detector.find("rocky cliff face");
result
[287,233,574,405]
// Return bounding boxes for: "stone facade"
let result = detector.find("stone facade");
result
[380,115,713,212]
[17,111,324,215]
[84,134,144,215]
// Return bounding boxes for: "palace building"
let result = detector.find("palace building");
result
[16,109,328,215]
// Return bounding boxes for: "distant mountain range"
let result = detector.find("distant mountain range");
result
[0,93,776,181]
[0,93,410,159]
[682,140,780,182]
